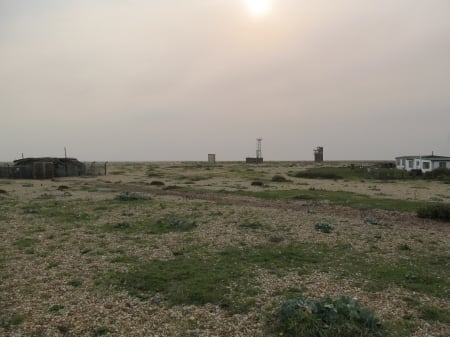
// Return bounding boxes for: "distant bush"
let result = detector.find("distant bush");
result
[251,181,265,186]
[114,192,151,201]
[314,222,334,233]
[150,181,165,186]
[292,194,314,200]
[166,218,197,231]
[417,203,450,221]
[163,185,182,190]
[275,296,382,337]
[424,168,450,180]
[293,171,343,180]
[364,216,385,226]
[271,175,288,182]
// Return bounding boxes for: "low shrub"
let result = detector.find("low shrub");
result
[424,168,450,180]
[293,171,343,180]
[166,219,197,231]
[48,304,64,312]
[114,192,151,201]
[364,216,385,226]
[251,181,265,186]
[150,181,165,186]
[314,222,334,233]
[272,175,288,182]
[417,203,450,221]
[274,296,382,337]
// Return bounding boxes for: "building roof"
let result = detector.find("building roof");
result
[395,155,450,160]
[13,157,84,167]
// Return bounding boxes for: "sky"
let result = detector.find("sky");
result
[1,0,450,161]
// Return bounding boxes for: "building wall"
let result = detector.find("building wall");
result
[396,157,449,173]
[246,157,263,164]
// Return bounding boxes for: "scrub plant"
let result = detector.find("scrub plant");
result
[274,296,382,337]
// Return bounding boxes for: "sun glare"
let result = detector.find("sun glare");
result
[245,0,271,17]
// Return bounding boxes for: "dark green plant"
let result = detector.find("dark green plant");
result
[315,222,334,233]
[424,168,450,180]
[419,305,450,324]
[251,181,265,186]
[398,243,411,251]
[275,296,382,337]
[417,203,450,221]
[293,170,343,180]
[166,218,197,231]
[49,304,64,312]
[67,279,82,287]
[272,175,288,182]
[150,181,165,186]
[93,327,112,336]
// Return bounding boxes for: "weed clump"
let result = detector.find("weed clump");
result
[417,203,450,221]
[166,219,197,231]
[274,296,382,337]
[424,168,450,180]
[272,175,288,182]
[251,181,265,186]
[150,181,165,186]
[398,243,412,251]
[48,304,64,312]
[364,216,385,226]
[315,222,334,233]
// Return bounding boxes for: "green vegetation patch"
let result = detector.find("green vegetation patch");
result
[103,217,197,235]
[417,203,450,221]
[48,304,64,313]
[1,313,25,330]
[22,201,95,224]
[230,189,425,212]
[314,222,334,233]
[105,243,450,313]
[274,296,382,337]
[292,166,450,183]
[271,175,288,182]
[12,237,37,249]
[419,305,450,324]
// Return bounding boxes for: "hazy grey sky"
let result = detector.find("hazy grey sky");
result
[1,0,450,161]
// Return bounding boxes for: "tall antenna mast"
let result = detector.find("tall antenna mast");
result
[256,138,262,159]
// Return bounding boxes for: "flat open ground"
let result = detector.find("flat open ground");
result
[1,161,449,337]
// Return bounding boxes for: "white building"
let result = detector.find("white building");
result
[395,154,450,173]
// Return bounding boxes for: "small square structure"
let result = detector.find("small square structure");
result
[208,154,216,164]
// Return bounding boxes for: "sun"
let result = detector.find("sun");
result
[245,0,271,17]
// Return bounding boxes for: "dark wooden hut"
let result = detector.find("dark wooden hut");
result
[2,157,86,179]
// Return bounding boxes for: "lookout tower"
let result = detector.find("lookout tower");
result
[246,138,264,164]
[314,146,324,163]
[256,138,262,160]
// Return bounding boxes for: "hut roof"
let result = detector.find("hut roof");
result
[13,157,84,167]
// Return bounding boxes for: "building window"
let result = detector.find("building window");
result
[416,161,420,167]
[396,159,400,166]
[423,162,430,170]
[439,161,446,169]
[408,160,413,168]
